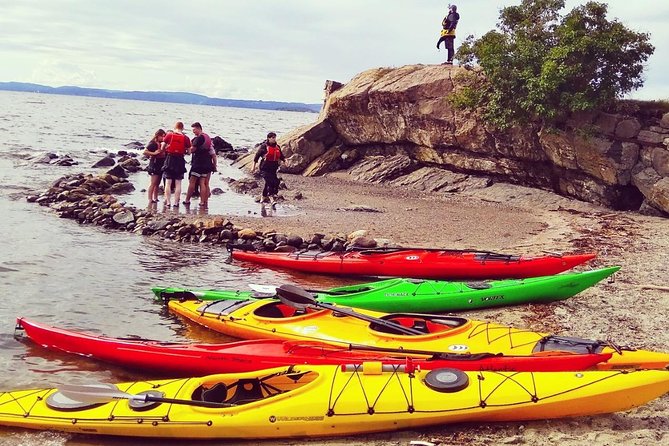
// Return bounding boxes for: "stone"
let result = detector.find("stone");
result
[593,112,619,136]
[92,155,115,168]
[286,235,304,247]
[303,146,344,176]
[112,209,135,225]
[107,164,128,178]
[348,154,414,183]
[392,166,472,192]
[341,205,383,213]
[212,136,234,153]
[651,147,669,176]
[238,228,258,239]
[280,120,339,173]
[124,141,144,149]
[119,158,141,172]
[347,229,368,241]
[107,182,135,194]
[350,236,377,248]
[614,118,642,139]
[33,152,58,163]
[637,130,665,145]
[229,178,259,193]
[661,112,669,129]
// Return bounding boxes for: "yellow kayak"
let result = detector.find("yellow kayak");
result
[1,364,668,439]
[168,298,669,370]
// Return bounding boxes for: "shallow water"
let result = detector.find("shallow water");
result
[0,91,353,445]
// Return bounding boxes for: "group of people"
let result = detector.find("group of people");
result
[144,123,285,209]
[144,121,217,208]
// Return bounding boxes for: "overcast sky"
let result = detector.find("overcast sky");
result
[1,1,667,103]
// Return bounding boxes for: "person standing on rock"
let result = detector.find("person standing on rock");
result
[143,128,166,204]
[436,4,460,65]
[183,122,214,209]
[252,131,285,205]
[161,121,190,207]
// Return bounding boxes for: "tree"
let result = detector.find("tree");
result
[454,0,655,129]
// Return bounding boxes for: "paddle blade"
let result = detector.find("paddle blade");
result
[58,383,140,404]
[248,283,278,294]
[276,284,317,306]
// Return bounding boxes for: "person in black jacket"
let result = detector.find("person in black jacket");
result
[252,132,285,205]
[436,4,460,65]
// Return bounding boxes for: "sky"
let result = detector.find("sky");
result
[1,0,668,103]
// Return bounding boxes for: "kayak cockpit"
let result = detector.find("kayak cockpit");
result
[371,314,469,336]
[253,302,321,318]
[193,368,317,406]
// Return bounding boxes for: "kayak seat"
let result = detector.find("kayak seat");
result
[254,303,286,318]
[200,383,228,403]
[411,320,429,334]
[227,379,264,404]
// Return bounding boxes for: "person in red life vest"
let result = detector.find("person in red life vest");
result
[183,122,215,209]
[252,131,285,205]
[143,128,166,204]
[161,121,190,207]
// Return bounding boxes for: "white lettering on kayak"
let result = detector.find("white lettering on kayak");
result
[448,344,469,352]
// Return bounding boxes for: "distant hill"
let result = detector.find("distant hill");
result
[0,81,322,113]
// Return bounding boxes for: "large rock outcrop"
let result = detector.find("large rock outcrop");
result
[239,64,669,215]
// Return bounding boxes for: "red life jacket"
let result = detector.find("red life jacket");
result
[202,132,212,151]
[265,144,281,162]
[166,132,187,155]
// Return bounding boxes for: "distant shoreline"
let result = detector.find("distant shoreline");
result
[0,81,321,113]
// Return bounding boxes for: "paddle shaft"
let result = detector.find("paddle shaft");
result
[311,301,425,336]
[140,394,234,408]
[344,342,496,361]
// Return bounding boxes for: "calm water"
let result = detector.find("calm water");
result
[0,91,351,445]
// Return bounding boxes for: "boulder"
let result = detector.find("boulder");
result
[107,165,128,179]
[92,155,115,168]
[112,209,135,225]
[212,136,234,153]
[661,112,669,129]
[615,118,642,139]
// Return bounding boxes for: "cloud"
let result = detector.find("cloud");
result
[0,0,667,102]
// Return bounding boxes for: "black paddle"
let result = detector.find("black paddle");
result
[57,384,235,408]
[275,284,425,336]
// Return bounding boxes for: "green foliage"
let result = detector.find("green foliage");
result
[455,0,655,129]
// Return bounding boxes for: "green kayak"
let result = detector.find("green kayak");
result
[152,267,619,313]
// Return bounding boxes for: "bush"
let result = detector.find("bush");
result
[453,0,655,129]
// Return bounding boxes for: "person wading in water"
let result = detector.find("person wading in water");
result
[161,121,190,207]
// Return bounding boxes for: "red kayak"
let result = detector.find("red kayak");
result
[15,318,611,374]
[231,247,596,279]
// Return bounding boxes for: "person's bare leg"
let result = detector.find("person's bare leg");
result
[184,176,196,204]
[148,177,155,203]
[174,180,182,205]
[150,175,160,202]
[164,177,172,206]
[199,177,209,207]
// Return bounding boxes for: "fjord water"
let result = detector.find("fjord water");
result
[0,91,339,445]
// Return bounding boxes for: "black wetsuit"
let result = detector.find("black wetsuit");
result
[436,10,460,63]
[146,140,165,175]
[190,134,212,177]
[254,142,285,197]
